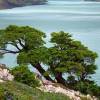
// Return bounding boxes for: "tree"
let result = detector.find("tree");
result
[0,25,53,82]
[0,25,98,86]
[47,31,97,84]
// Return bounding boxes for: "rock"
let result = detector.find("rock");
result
[87,94,92,100]
[45,85,56,92]
[0,64,7,69]
[38,81,98,100]
[43,80,54,85]
[93,96,98,100]
[0,79,4,82]
[75,91,80,96]
[38,83,81,100]
[0,64,14,82]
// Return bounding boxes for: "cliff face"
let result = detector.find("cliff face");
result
[0,0,47,9]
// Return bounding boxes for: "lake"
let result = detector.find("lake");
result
[0,0,100,84]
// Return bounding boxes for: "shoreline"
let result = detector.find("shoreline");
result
[0,4,46,10]
[0,0,47,10]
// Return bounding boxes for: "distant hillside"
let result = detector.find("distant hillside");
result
[84,0,100,1]
[0,0,47,9]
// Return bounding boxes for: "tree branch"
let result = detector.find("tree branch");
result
[12,41,21,51]
[0,48,19,54]
[4,42,21,51]
[18,39,25,48]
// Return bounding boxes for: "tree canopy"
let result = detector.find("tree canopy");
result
[47,31,97,84]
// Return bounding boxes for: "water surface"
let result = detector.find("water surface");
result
[0,0,100,84]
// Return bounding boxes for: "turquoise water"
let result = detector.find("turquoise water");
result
[0,0,100,84]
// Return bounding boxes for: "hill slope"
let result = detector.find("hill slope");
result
[0,0,47,9]
[0,81,70,100]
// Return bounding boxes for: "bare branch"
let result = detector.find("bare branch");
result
[14,43,21,51]
[18,39,25,48]
[12,41,22,51]
[4,42,21,51]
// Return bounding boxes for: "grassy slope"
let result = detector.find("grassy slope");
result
[0,81,70,100]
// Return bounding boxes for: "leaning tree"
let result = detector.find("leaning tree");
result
[0,25,53,82]
[46,31,97,85]
[0,25,98,86]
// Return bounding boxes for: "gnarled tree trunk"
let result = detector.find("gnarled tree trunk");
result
[55,72,67,86]
[31,63,55,82]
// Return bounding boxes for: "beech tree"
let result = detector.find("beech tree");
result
[0,25,98,86]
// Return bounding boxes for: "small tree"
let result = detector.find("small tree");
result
[0,25,53,82]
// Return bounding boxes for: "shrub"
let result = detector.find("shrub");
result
[73,81,100,98]
[87,83,100,97]
[67,76,76,84]
[11,65,40,88]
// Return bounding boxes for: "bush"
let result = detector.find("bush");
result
[67,76,76,84]
[11,65,40,88]
[87,83,100,97]
[73,81,100,98]
[74,81,88,94]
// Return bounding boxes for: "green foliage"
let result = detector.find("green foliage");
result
[0,81,70,100]
[11,65,40,88]
[67,76,76,84]
[0,26,97,82]
[0,25,45,49]
[17,47,49,65]
[0,25,46,64]
[73,81,100,98]
[48,31,98,82]
[0,86,4,99]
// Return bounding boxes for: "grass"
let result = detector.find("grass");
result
[0,81,71,100]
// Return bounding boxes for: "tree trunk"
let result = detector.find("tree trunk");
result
[55,72,67,86]
[31,63,54,82]
[31,63,67,86]
[80,73,86,81]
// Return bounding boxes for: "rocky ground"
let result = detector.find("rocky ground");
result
[38,80,98,100]
[0,64,14,82]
